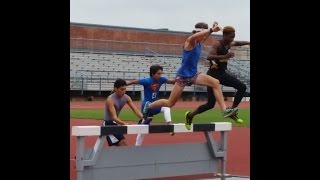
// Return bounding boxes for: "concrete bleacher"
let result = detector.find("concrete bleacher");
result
[70,52,250,93]
[227,59,250,93]
[71,52,197,92]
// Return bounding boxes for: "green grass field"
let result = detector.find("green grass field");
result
[71,108,250,127]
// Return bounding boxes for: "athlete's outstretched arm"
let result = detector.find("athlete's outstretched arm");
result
[126,80,139,86]
[231,41,250,46]
[126,95,144,120]
[184,22,220,51]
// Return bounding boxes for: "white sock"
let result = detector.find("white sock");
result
[161,107,172,123]
[135,133,145,146]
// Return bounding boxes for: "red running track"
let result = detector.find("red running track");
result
[70,100,250,179]
[70,119,249,180]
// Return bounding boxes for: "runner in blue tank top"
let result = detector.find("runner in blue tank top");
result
[141,21,238,130]
[126,65,175,145]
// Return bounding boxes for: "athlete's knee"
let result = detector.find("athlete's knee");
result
[167,101,176,108]
[210,78,220,88]
[213,78,220,84]
[237,83,247,92]
[168,103,175,108]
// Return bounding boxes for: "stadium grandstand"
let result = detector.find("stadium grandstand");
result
[70,22,250,101]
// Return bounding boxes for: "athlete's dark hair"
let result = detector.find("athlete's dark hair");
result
[114,78,127,88]
[150,65,163,77]
[192,22,208,33]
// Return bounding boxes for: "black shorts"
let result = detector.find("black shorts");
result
[103,121,125,146]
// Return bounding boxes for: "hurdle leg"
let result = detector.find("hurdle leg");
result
[220,131,228,180]
[204,131,227,179]
[76,136,85,180]
[83,135,106,166]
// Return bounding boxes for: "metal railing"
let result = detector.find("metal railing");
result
[70,38,250,95]
[70,75,241,95]
[70,38,250,60]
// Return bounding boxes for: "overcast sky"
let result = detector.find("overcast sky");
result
[70,0,250,41]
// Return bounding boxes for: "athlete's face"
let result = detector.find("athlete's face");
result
[224,32,235,44]
[152,70,163,80]
[114,85,127,97]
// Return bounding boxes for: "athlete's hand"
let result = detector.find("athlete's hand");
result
[225,52,235,58]
[211,21,221,32]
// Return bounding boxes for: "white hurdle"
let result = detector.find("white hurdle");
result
[72,122,232,180]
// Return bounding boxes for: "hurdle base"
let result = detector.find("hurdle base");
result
[79,142,219,180]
